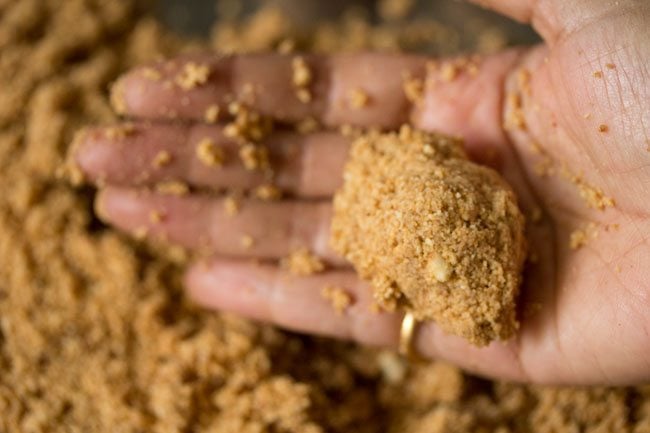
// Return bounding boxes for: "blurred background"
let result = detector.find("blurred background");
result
[156,0,539,51]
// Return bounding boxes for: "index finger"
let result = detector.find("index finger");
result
[112,52,427,129]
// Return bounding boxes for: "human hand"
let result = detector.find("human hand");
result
[73,0,650,385]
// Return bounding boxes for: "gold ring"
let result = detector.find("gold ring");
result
[398,312,419,359]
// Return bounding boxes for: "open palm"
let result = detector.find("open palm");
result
[74,0,650,385]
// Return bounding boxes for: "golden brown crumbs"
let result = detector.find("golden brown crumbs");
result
[606,63,616,69]
[377,351,408,384]
[466,62,480,76]
[223,195,240,216]
[109,78,128,114]
[533,153,554,175]
[204,104,220,123]
[133,226,149,240]
[527,142,615,210]
[224,103,273,143]
[348,88,370,108]
[63,132,87,185]
[599,124,609,133]
[517,68,532,95]
[292,56,312,103]
[508,92,522,110]
[64,159,85,186]
[295,117,320,134]
[377,0,414,21]
[331,126,526,346]
[152,150,172,168]
[570,172,616,210]
[504,92,527,131]
[570,223,598,250]
[594,70,603,78]
[277,38,296,54]
[281,248,325,276]
[403,75,424,105]
[228,101,243,115]
[615,265,622,273]
[155,180,189,195]
[9,2,647,432]
[223,123,239,138]
[241,234,255,249]
[439,62,459,82]
[175,62,210,90]
[105,123,135,140]
[253,183,282,201]
[149,210,164,223]
[291,56,312,87]
[321,285,353,314]
[296,88,312,103]
[141,67,162,81]
[196,137,225,167]
[239,143,270,171]
[339,124,364,139]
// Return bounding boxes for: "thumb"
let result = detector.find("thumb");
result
[471,0,642,44]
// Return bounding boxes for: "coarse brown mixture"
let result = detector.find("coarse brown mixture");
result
[0,1,648,432]
[321,285,354,315]
[281,248,325,276]
[195,137,225,168]
[331,127,526,345]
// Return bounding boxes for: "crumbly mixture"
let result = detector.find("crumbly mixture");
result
[1,1,648,432]
[204,104,220,123]
[377,0,415,21]
[239,143,270,171]
[253,183,282,201]
[510,70,615,212]
[155,180,189,196]
[527,142,616,211]
[403,75,425,105]
[196,137,225,168]
[222,101,273,144]
[569,223,599,250]
[331,127,527,345]
[152,150,172,168]
[241,234,255,249]
[175,61,210,90]
[321,285,353,314]
[291,56,313,103]
[295,116,320,134]
[281,248,325,276]
[349,88,370,108]
[223,195,241,216]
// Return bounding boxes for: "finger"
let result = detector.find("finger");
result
[112,52,427,128]
[75,123,348,198]
[96,186,344,263]
[186,259,533,382]
[186,260,400,346]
